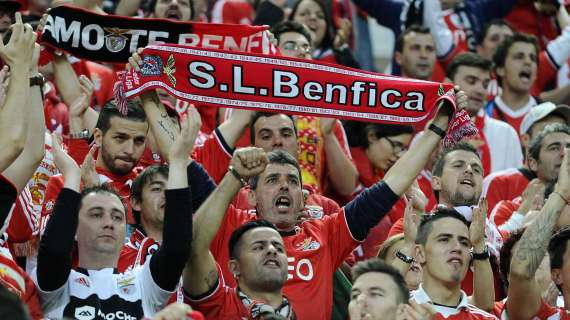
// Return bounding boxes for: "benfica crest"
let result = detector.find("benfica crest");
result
[103,27,129,53]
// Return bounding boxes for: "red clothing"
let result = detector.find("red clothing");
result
[191,129,233,184]
[187,264,294,319]
[69,58,115,108]
[6,186,37,244]
[505,0,559,49]
[43,82,69,135]
[210,206,357,320]
[211,0,254,24]
[489,198,521,238]
[0,247,43,320]
[499,298,569,320]
[481,168,533,214]
[118,228,159,273]
[39,167,140,232]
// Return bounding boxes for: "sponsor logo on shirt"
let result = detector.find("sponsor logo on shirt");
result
[295,237,320,251]
[74,277,90,288]
[75,305,95,320]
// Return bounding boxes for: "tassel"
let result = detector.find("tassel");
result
[113,71,129,115]
[443,109,478,148]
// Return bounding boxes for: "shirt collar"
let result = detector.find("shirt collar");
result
[412,284,470,316]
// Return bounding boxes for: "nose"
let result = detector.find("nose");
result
[123,139,135,155]
[102,214,115,230]
[272,135,283,148]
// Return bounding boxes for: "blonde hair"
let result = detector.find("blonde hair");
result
[377,234,405,261]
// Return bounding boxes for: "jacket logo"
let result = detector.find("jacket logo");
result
[75,305,95,320]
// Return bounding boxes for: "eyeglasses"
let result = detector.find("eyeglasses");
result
[281,41,312,54]
[383,137,408,155]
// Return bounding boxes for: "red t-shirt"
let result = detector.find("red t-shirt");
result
[481,168,532,214]
[191,130,233,184]
[505,0,559,50]
[211,0,254,24]
[210,205,358,320]
[501,298,569,320]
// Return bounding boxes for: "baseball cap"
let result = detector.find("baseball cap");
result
[0,0,21,12]
[520,102,570,135]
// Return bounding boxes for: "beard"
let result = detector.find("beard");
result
[449,190,479,207]
[100,146,135,175]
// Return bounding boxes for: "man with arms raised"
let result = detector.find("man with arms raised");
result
[507,145,570,319]
[182,89,468,320]
[33,115,194,319]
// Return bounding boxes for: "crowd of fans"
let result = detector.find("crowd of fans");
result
[1,0,570,319]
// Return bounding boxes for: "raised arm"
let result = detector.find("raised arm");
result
[0,13,36,172]
[149,112,196,291]
[3,43,46,192]
[321,118,358,196]
[468,199,495,312]
[507,149,570,320]
[36,134,81,291]
[183,147,267,296]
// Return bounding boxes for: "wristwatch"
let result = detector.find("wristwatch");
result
[29,73,45,87]
[471,245,490,260]
[69,129,91,140]
[395,249,414,264]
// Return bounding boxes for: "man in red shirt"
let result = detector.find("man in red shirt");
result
[507,147,570,320]
[412,209,498,320]
[181,89,466,320]
[40,101,148,228]
[485,33,539,135]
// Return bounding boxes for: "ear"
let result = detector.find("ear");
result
[496,66,505,78]
[431,175,442,192]
[247,188,257,207]
[551,268,563,287]
[414,244,426,265]
[93,128,103,148]
[528,157,538,172]
[394,51,403,65]
[131,197,141,212]
[520,134,530,149]
[228,259,240,279]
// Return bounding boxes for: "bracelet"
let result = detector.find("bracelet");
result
[471,245,489,260]
[228,165,247,186]
[395,250,414,264]
[69,129,90,140]
[552,191,570,205]
[428,123,446,139]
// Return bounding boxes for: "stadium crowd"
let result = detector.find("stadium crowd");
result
[1,0,570,319]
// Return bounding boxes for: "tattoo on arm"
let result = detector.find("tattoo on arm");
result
[157,119,176,142]
[514,205,561,276]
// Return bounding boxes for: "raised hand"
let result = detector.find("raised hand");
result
[319,117,336,136]
[69,75,95,118]
[81,145,100,189]
[333,18,352,50]
[470,198,487,250]
[432,85,468,131]
[169,106,202,163]
[127,48,144,72]
[51,133,81,191]
[396,301,437,320]
[0,13,36,70]
[230,147,268,179]
[519,179,546,215]
[555,148,570,201]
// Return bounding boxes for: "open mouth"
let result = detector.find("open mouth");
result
[275,195,291,211]
[519,70,532,84]
[165,9,181,20]
[447,257,463,267]
[264,258,281,268]
[459,178,474,187]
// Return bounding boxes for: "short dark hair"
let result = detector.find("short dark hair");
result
[95,100,147,135]
[250,150,302,189]
[499,228,525,289]
[289,0,334,49]
[527,123,570,162]
[549,226,570,269]
[250,112,297,145]
[446,52,492,81]
[395,25,431,53]
[130,165,169,226]
[270,21,312,45]
[229,219,279,260]
[415,207,469,246]
[432,142,480,177]
[0,284,30,320]
[493,32,538,70]
[351,258,409,304]
[80,184,128,217]
[344,121,414,148]
[477,19,513,45]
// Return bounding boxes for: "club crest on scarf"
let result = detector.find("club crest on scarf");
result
[140,56,163,76]
[103,28,129,53]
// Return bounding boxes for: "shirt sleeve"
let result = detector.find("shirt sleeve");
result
[0,174,17,232]
[30,267,69,315]
[184,264,236,319]
[139,258,175,317]
[191,129,232,184]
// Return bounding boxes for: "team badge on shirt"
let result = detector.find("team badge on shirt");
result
[305,205,324,219]
[296,237,320,251]
[117,275,136,295]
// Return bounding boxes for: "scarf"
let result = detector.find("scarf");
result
[119,44,477,145]
[473,114,491,176]
[238,290,296,320]
[296,116,324,193]
[39,5,276,64]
